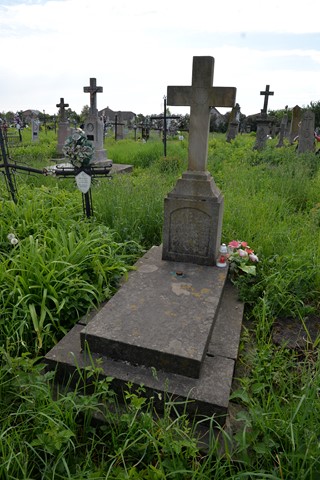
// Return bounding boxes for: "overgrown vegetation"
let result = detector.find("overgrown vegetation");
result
[0,129,320,478]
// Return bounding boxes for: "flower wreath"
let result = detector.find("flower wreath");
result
[62,129,94,168]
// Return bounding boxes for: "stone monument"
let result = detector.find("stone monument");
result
[253,84,274,151]
[297,110,315,153]
[162,56,236,266]
[44,57,243,428]
[31,118,40,142]
[56,97,71,154]
[276,106,288,148]
[83,78,108,163]
[289,105,302,144]
[226,103,240,142]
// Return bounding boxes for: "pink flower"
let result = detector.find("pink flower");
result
[238,249,248,257]
[228,240,240,249]
[240,241,248,248]
[249,253,259,262]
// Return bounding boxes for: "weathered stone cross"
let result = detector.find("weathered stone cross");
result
[83,78,103,115]
[56,98,69,122]
[260,84,274,114]
[167,56,236,172]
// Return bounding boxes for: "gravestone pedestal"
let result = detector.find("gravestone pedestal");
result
[226,121,240,143]
[84,114,107,162]
[253,114,271,150]
[162,171,223,265]
[57,121,71,154]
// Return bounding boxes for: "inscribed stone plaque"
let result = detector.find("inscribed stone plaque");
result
[169,208,210,256]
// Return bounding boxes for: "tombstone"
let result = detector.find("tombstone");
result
[31,119,40,142]
[114,114,125,140]
[253,84,274,150]
[297,110,315,153]
[289,105,302,144]
[276,106,288,148]
[83,78,108,163]
[162,56,236,265]
[44,57,244,432]
[56,98,71,154]
[226,103,240,142]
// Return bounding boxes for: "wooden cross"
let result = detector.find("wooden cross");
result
[167,56,236,171]
[83,78,103,115]
[56,97,69,121]
[260,85,274,114]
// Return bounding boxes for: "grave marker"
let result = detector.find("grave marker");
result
[289,105,302,144]
[297,110,315,153]
[226,103,240,142]
[150,96,181,156]
[253,84,274,150]
[45,56,244,429]
[276,106,288,148]
[31,118,40,142]
[83,77,108,163]
[260,84,274,114]
[162,56,236,265]
[56,97,71,154]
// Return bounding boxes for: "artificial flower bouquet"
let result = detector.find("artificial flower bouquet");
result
[227,240,259,277]
[62,129,94,168]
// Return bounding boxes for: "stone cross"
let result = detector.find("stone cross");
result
[56,98,69,122]
[83,78,103,115]
[167,56,236,172]
[260,85,274,114]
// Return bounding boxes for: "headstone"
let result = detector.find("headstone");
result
[44,57,244,430]
[56,98,71,154]
[83,78,108,163]
[162,56,236,265]
[276,106,288,148]
[31,119,40,142]
[289,105,302,144]
[254,114,271,150]
[226,103,240,142]
[297,110,315,153]
[253,84,274,150]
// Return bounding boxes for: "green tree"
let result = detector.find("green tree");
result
[80,105,90,125]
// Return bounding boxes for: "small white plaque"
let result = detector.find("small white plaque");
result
[75,171,91,193]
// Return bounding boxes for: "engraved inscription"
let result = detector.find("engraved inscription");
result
[169,208,210,256]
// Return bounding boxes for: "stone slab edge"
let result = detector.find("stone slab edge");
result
[45,323,234,423]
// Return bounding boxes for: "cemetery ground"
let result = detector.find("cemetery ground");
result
[1,127,320,479]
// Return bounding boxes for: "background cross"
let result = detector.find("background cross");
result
[260,85,274,114]
[167,56,236,172]
[83,78,103,115]
[56,98,69,122]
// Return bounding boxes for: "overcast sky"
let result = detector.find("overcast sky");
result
[1,0,319,117]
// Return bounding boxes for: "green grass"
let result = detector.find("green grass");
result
[1,130,320,478]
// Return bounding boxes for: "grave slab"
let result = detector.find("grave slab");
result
[45,245,243,424]
[80,246,228,379]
